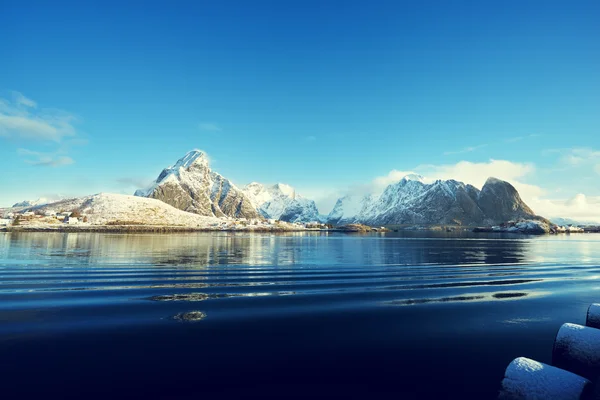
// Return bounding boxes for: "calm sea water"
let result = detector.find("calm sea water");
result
[1,231,600,399]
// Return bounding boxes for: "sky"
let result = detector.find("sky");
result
[1,0,599,220]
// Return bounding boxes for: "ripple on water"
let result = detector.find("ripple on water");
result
[172,311,207,322]
[147,293,210,302]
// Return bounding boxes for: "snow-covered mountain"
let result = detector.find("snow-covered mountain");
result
[243,182,321,223]
[327,194,379,225]
[550,217,595,226]
[327,175,538,226]
[135,150,260,219]
[24,193,221,226]
[12,198,49,208]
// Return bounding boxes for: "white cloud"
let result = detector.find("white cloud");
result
[559,147,600,166]
[17,148,75,167]
[417,159,536,188]
[13,91,37,108]
[372,170,420,190]
[0,91,76,142]
[443,144,487,155]
[532,194,600,223]
[116,177,153,190]
[504,134,541,143]
[198,122,221,132]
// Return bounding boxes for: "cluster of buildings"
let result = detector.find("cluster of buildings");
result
[206,217,330,230]
[0,210,87,227]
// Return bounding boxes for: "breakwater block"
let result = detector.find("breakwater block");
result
[499,357,591,399]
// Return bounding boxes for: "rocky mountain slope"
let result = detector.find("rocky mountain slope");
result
[243,182,321,223]
[135,150,260,219]
[327,175,539,226]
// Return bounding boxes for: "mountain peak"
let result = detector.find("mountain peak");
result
[402,174,425,183]
[483,176,504,185]
[174,149,209,170]
[134,150,259,219]
[242,182,321,222]
[274,183,295,197]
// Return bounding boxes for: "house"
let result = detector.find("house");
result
[44,211,56,218]
[64,216,79,224]
[0,219,11,227]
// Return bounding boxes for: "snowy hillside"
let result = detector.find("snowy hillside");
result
[243,182,322,223]
[27,193,222,226]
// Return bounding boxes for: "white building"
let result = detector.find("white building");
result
[65,216,79,224]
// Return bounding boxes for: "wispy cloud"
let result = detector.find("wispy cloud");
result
[443,144,487,155]
[504,134,541,143]
[13,91,37,108]
[17,148,74,167]
[198,122,221,132]
[0,91,77,142]
[559,147,600,167]
[116,177,153,189]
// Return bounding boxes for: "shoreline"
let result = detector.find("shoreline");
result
[1,224,597,235]
[0,225,362,234]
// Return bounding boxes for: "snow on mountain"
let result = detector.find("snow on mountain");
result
[135,150,260,219]
[25,193,222,226]
[327,175,539,226]
[243,182,322,222]
[12,198,49,208]
[550,217,594,226]
[326,194,378,225]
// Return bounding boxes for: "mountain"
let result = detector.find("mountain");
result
[243,182,321,223]
[327,176,539,226]
[477,177,535,225]
[25,193,222,226]
[327,194,378,225]
[12,198,49,208]
[551,217,595,226]
[135,150,260,219]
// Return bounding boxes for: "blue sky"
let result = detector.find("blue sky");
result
[1,1,599,219]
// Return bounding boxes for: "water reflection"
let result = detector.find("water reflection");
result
[387,290,544,306]
[2,230,600,400]
[0,231,542,267]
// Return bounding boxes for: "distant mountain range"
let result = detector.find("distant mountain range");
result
[550,217,595,227]
[12,198,49,208]
[130,150,543,226]
[243,182,321,223]
[327,175,538,226]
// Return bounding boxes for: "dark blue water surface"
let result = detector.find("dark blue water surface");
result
[2,231,600,399]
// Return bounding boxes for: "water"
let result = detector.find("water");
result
[1,231,600,399]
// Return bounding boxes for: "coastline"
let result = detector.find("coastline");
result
[0,225,369,234]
